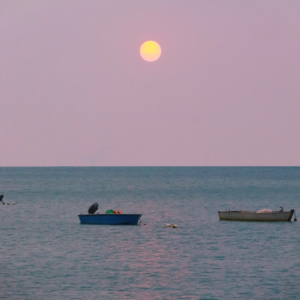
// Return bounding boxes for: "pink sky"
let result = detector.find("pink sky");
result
[1,1,300,166]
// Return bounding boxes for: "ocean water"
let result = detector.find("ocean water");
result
[0,167,299,300]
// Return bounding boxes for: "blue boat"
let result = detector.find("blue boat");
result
[78,214,142,225]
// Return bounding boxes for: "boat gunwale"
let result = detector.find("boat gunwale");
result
[218,210,293,214]
[78,213,142,216]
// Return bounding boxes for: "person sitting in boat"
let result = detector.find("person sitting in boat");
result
[88,203,99,214]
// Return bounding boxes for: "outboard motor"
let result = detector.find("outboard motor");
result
[88,203,99,214]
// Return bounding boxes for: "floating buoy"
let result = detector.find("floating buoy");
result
[2,202,5,205]
[172,224,178,228]
[12,203,15,205]
[165,224,171,227]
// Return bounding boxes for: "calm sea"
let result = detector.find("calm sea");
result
[0,167,299,299]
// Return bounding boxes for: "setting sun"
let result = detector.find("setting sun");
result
[140,41,161,62]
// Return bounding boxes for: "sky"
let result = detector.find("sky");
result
[0,0,300,166]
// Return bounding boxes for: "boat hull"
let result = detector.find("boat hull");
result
[78,214,142,225]
[218,210,294,222]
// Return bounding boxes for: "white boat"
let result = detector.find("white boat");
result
[218,209,295,222]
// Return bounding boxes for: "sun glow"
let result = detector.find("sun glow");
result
[140,41,161,62]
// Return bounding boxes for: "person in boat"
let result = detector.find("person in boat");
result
[88,203,99,214]
[280,207,284,212]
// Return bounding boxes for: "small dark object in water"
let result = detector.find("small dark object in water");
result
[88,203,99,214]
[0,195,3,202]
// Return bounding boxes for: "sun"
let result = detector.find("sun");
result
[140,41,161,62]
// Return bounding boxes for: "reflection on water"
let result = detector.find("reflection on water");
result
[0,167,299,299]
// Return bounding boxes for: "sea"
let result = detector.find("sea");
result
[0,167,299,300]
